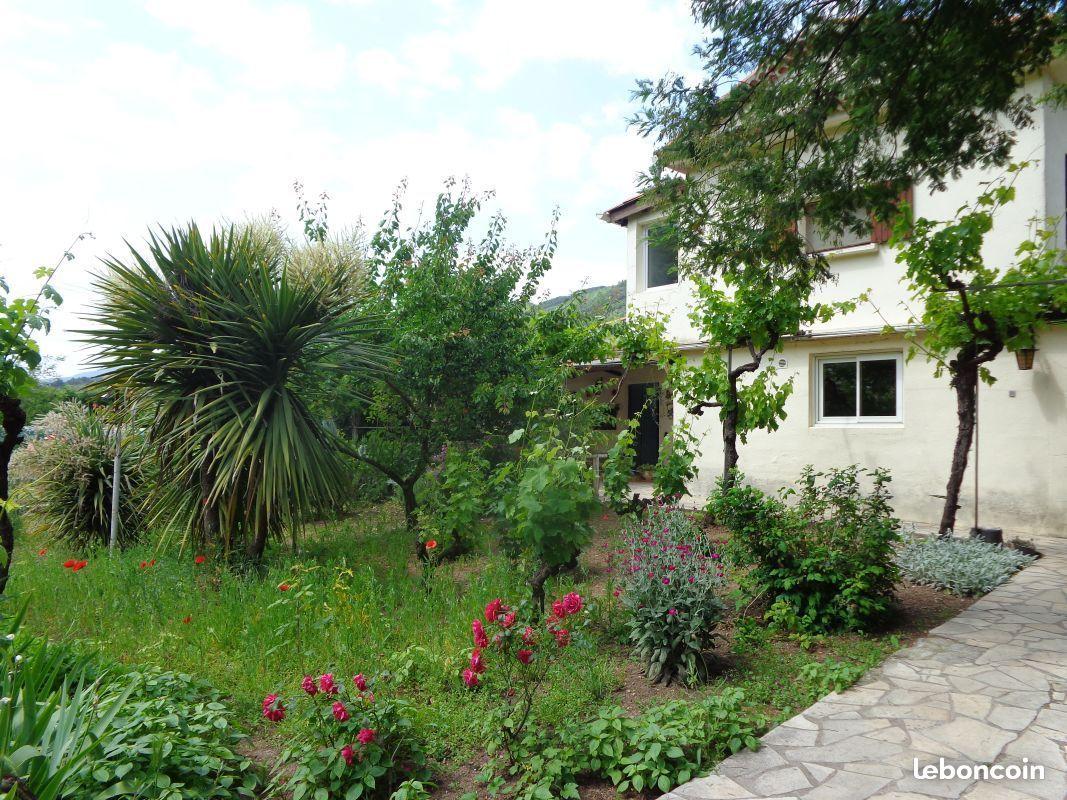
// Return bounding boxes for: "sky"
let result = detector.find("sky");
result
[0,0,705,376]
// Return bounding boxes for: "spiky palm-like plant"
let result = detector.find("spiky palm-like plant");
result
[85,224,381,561]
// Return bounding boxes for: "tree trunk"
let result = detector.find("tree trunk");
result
[529,555,579,612]
[0,396,27,595]
[722,392,740,490]
[246,512,270,563]
[939,365,978,536]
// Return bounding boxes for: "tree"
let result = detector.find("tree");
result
[887,166,1067,535]
[0,233,86,593]
[340,182,558,546]
[87,224,381,562]
[635,2,1064,272]
[666,268,850,489]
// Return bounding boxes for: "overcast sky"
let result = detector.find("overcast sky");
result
[0,0,703,376]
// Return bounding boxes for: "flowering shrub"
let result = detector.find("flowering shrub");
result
[264,670,428,800]
[896,535,1035,595]
[461,592,589,763]
[712,466,900,633]
[614,502,726,685]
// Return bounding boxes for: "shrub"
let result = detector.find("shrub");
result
[896,535,1035,595]
[264,670,429,800]
[651,420,699,500]
[417,446,491,556]
[12,401,144,549]
[71,669,261,799]
[484,688,763,800]
[614,502,726,685]
[600,421,637,514]
[462,593,590,764]
[495,419,599,607]
[712,466,900,633]
[0,613,125,800]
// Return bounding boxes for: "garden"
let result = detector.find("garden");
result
[3,6,1064,796]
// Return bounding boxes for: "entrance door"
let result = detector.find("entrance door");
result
[628,383,660,467]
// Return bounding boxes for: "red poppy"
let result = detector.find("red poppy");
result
[37,549,47,556]
[182,615,192,624]
[140,561,148,569]
[67,560,88,572]
[278,582,291,592]
[193,555,206,565]
[62,559,77,568]
[425,539,438,550]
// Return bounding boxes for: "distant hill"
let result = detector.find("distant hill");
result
[539,281,625,319]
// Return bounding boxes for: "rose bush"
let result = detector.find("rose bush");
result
[460,592,590,765]
[263,669,428,800]
[613,501,726,685]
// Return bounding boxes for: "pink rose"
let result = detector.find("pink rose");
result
[553,628,571,648]
[470,647,486,674]
[353,673,368,692]
[551,599,566,618]
[521,626,536,644]
[561,592,582,615]
[319,673,339,694]
[517,649,533,665]
[333,701,350,721]
[357,728,376,745]
[261,694,285,722]
[301,675,318,695]
[341,744,355,766]
[472,619,489,649]
[501,611,516,629]
[462,668,480,688]
[484,598,504,622]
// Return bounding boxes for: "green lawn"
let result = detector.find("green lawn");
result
[11,501,959,788]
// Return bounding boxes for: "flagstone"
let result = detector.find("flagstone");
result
[670,536,1067,799]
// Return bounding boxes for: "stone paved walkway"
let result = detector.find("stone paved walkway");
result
[667,537,1067,800]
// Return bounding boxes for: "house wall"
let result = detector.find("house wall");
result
[626,72,1065,344]
[676,327,1067,538]
[609,68,1067,537]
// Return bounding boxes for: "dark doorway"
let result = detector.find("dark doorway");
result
[628,383,660,467]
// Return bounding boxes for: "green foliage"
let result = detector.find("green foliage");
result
[86,223,381,558]
[0,612,125,800]
[651,419,700,500]
[13,402,145,549]
[713,466,900,633]
[346,181,566,527]
[495,415,599,597]
[615,503,726,684]
[798,658,871,697]
[70,669,260,799]
[636,2,1063,280]
[482,689,763,799]
[269,672,429,800]
[891,165,1067,382]
[600,419,637,514]
[896,535,1036,596]
[417,447,491,556]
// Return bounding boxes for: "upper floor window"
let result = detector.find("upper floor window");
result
[815,353,902,424]
[641,225,678,288]
[804,207,873,253]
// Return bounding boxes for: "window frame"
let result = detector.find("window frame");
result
[803,207,875,254]
[639,222,679,290]
[814,352,903,425]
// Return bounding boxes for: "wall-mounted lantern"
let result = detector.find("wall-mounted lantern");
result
[1015,347,1037,371]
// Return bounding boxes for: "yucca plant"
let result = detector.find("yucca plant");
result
[12,401,144,549]
[83,224,382,562]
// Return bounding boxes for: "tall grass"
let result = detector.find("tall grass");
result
[11,504,619,760]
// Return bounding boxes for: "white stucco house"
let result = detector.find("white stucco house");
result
[590,65,1067,539]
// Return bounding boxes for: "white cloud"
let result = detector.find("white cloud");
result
[354,0,700,95]
[143,0,348,91]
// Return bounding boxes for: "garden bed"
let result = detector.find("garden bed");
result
[13,502,983,798]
